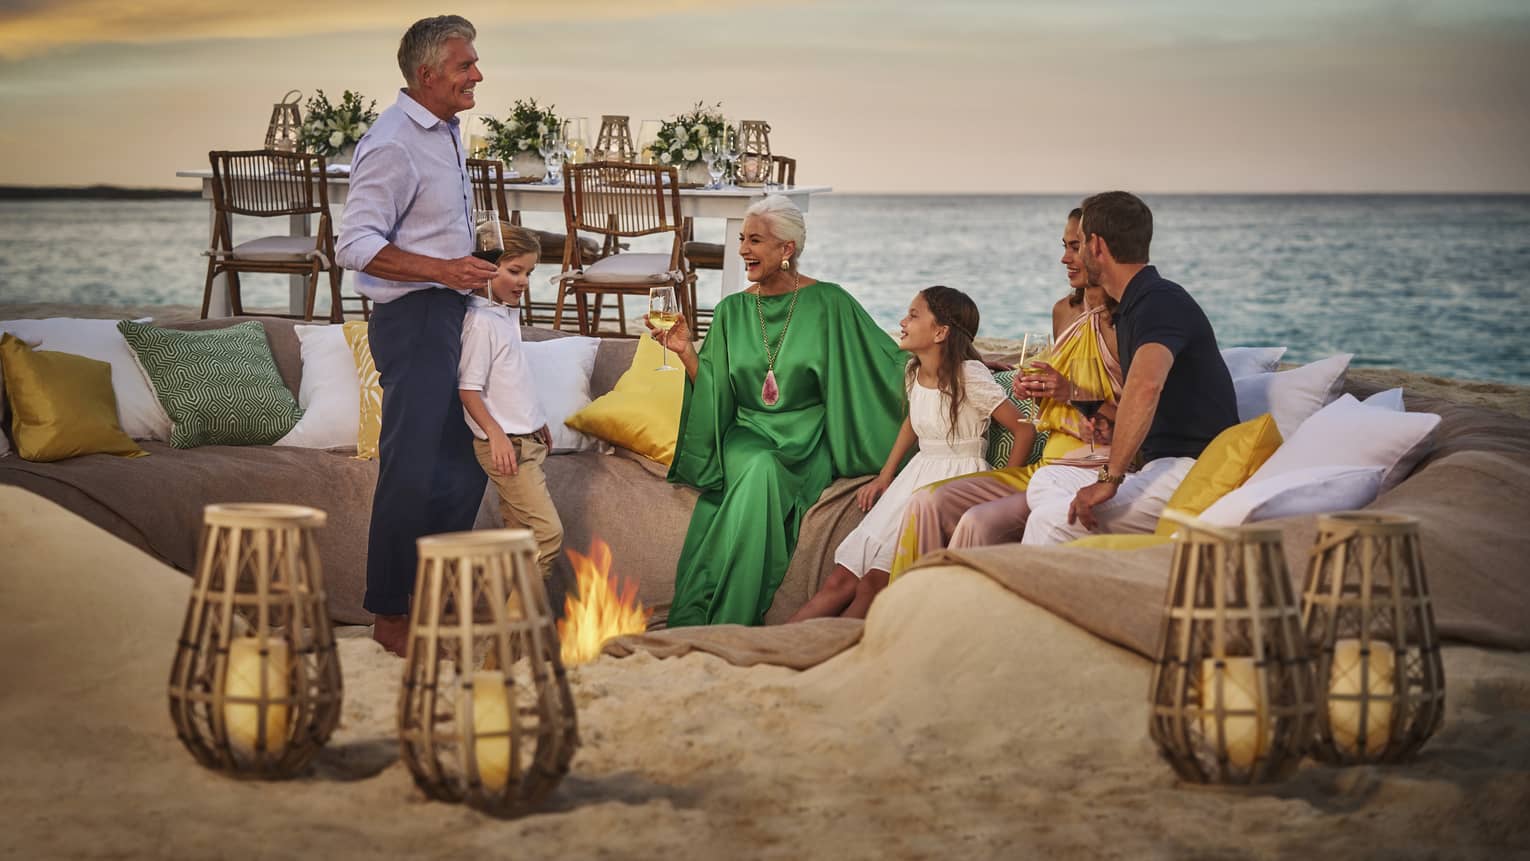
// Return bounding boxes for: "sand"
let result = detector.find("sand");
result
[3,487,1528,859]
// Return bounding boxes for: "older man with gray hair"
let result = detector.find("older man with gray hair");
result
[336,14,498,655]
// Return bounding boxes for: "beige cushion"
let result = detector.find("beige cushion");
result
[579,253,675,284]
[683,240,724,269]
[227,236,326,263]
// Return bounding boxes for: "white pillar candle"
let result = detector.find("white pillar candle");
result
[1200,657,1270,768]
[469,670,514,792]
[223,638,290,757]
[1328,639,1396,757]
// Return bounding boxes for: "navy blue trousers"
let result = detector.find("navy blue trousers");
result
[363,288,487,616]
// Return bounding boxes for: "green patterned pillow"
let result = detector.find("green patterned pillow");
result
[117,321,303,449]
[986,369,1048,468]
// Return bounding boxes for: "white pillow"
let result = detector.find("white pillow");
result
[579,253,675,283]
[522,336,601,452]
[1221,346,1286,379]
[274,325,361,450]
[1199,465,1385,527]
[1247,394,1440,493]
[1233,353,1352,439]
[1362,387,1404,412]
[0,317,170,442]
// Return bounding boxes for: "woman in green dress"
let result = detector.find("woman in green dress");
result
[648,195,907,627]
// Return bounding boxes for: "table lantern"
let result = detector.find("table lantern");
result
[264,90,303,153]
[1148,512,1317,784]
[1302,512,1445,764]
[397,529,578,816]
[168,503,342,778]
[593,115,635,162]
[736,120,773,186]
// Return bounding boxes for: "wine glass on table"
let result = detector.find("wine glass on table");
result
[538,132,567,185]
[562,117,588,164]
[648,285,682,371]
[472,209,504,300]
[702,140,724,190]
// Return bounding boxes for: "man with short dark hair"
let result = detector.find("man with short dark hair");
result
[1021,191,1238,544]
[336,15,498,655]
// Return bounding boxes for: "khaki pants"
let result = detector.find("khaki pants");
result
[473,435,564,578]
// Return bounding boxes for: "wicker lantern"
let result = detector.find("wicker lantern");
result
[397,529,578,816]
[736,120,772,186]
[1302,512,1445,764]
[1148,512,1318,784]
[593,115,634,162]
[264,90,303,153]
[167,503,342,778]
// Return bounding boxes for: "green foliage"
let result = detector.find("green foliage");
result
[299,90,378,157]
[483,98,562,160]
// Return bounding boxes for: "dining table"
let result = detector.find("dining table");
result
[176,167,830,318]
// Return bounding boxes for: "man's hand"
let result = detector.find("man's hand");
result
[488,433,518,477]
[438,255,500,292]
[1068,481,1118,530]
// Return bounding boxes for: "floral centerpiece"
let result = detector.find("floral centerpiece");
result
[483,98,562,160]
[652,102,731,173]
[299,90,377,162]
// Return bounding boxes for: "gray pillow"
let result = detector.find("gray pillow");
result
[118,320,303,449]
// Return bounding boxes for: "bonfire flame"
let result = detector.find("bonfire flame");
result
[558,538,651,666]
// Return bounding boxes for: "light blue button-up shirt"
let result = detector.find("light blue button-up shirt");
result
[336,90,475,304]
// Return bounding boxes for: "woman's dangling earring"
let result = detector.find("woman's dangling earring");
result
[780,259,791,271]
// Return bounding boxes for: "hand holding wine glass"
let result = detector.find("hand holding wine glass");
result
[647,285,683,371]
[472,209,504,299]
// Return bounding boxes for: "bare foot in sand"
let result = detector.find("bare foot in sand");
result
[372,614,409,657]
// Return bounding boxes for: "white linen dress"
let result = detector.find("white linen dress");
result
[833,360,1008,577]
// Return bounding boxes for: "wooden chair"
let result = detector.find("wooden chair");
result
[467,158,599,325]
[552,162,695,337]
[677,154,798,335]
[201,149,343,323]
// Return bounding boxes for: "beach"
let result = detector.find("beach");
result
[3,484,1529,859]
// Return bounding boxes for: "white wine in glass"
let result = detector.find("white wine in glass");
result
[648,285,681,371]
[1018,331,1054,422]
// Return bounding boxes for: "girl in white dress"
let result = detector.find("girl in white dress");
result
[787,286,1035,621]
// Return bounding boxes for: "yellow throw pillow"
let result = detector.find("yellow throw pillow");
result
[0,333,147,463]
[1153,413,1282,536]
[564,335,684,464]
[1065,534,1173,551]
[342,321,382,460]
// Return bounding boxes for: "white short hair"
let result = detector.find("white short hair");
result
[397,15,476,89]
[744,194,807,262]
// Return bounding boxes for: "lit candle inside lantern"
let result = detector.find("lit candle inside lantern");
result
[1328,639,1395,757]
[469,670,513,792]
[1200,657,1270,768]
[223,638,290,757]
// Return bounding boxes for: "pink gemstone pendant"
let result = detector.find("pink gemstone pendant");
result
[762,369,780,406]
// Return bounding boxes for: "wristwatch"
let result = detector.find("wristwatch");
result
[1096,466,1125,486]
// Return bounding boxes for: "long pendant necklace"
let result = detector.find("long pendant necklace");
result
[755,270,802,407]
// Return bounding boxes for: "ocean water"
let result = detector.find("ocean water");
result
[2,194,1528,384]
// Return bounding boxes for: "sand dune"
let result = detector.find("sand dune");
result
[2,487,1528,859]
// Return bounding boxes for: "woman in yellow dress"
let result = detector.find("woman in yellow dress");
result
[888,208,1123,576]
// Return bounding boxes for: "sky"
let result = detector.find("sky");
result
[1,0,1528,193]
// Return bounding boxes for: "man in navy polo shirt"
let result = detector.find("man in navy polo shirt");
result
[1021,191,1238,545]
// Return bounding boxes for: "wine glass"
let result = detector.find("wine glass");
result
[719,122,740,188]
[1017,331,1054,423]
[648,285,681,371]
[472,208,504,300]
[1069,387,1107,454]
[636,120,662,165]
[538,132,566,185]
[702,140,724,190]
[462,114,492,160]
[562,117,588,165]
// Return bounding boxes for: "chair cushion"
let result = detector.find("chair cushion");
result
[1,334,148,462]
[580,253,676,284]
[229,235,325,262]
[117,321,303,449]
[683,241,725,269]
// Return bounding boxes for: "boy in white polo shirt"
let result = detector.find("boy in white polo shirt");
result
[458,226,563,577]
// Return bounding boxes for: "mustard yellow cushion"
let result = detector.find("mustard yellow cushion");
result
[1153,413,1282,536]
[342,321,382,460]
[564,335,684,464]
[1065,534,1173,551]
[0,333,147,463]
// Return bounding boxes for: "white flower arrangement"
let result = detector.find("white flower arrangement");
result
[298,90,377,158]
[653,102,732,168]
[483,98,562,160]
